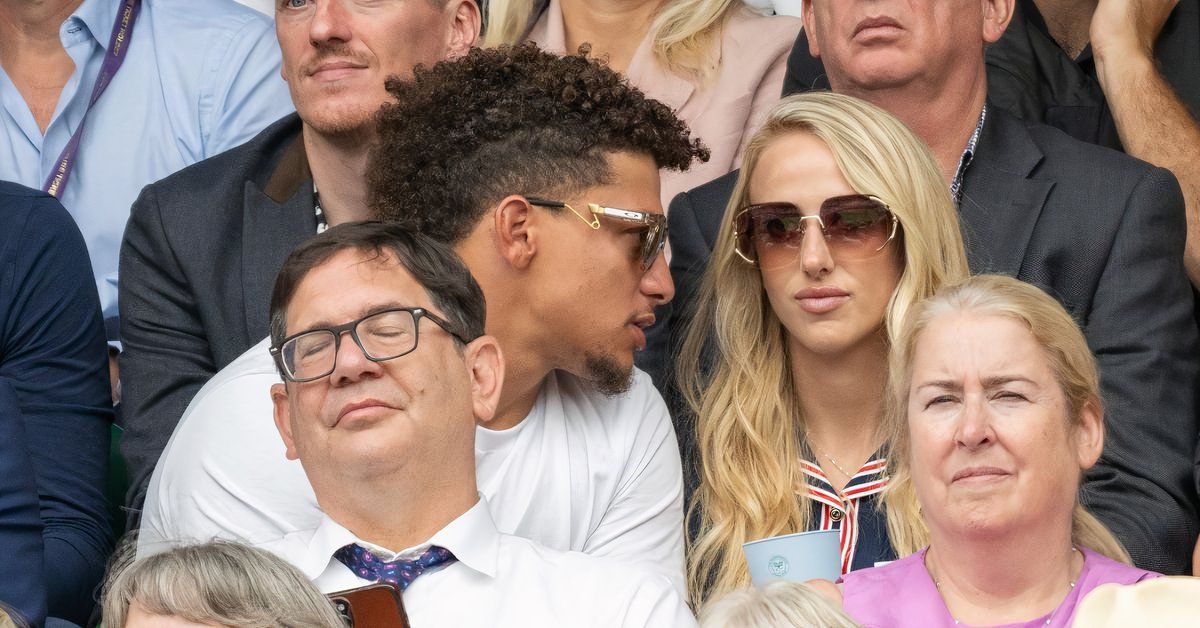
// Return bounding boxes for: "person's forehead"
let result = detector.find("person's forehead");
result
[583,151,663,213]
[288,249,431,328]
[913,312,1046,375]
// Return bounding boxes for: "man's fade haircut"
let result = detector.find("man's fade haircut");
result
[368,41,710,244]
[268,221,486,365]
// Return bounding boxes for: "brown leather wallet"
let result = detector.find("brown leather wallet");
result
[327,582,409,627]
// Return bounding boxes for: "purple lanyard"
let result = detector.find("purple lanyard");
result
[42,0,142,198]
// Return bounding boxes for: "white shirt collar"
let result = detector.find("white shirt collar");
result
[300,496,501,581]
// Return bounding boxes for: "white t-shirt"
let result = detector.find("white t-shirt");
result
[138,337,685,591]
[295,498,697,627]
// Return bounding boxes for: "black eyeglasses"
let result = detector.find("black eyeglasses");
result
[525,196,668,270]
[270,307,471,383]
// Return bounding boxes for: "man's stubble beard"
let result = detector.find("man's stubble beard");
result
[583,351,634,396]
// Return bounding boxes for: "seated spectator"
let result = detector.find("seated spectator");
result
[101,540,343,627]
[262,222,693,625]
[698,581,858,628]
[116,0,480,514]
[684,92,969,605]
[0,0,293,369]
[654,0,1200,574]
[0,182,114,626]
[484,0,799,206]
[836,275,1158,626]
[987,0,1200,287]
[138,44,706,592]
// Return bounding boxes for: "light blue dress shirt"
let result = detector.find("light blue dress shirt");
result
[0,0,295,338]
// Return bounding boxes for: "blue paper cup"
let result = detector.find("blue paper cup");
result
[742,529,841,586]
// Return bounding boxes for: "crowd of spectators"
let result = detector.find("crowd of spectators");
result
[1,0,1199,626]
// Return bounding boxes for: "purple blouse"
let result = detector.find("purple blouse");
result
[840,547,1159,627]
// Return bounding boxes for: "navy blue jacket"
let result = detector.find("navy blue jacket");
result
[0,182,114,625]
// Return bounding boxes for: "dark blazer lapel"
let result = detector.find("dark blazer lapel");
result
[241,134,317,342]
[958,107,1053,277]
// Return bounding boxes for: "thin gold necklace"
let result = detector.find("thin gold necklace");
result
[804,431,857,480]
[930,547,1080,626]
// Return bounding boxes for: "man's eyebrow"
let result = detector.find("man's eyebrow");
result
[295,301,416,333]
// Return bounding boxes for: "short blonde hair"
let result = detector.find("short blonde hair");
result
[699,581,860,628]
[102,541,345,627]
[883,274,1129,563]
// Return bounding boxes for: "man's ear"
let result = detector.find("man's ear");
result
[494,195,537,270]
[802,2,821,58]
[1074,399,1105,471]
[465,336,504,426]
[271,383,301,461]
[981,0,1015,45]
[445,0,481,59]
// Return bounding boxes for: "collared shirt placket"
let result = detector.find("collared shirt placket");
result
[800,457,889,575]
[950,104,989,206]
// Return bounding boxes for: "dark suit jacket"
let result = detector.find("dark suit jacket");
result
[646,106,1200,575]
[0,182,114,625]
[119,114,316,516]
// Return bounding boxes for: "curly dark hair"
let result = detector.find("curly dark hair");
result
[368,42,709,244]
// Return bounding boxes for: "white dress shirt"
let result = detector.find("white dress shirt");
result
[296,498,697,627]
[138,337,685,591]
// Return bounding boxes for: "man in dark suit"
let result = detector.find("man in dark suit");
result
[784,0,1200,288]
[118,0,481,515]
[648,0,1200,574]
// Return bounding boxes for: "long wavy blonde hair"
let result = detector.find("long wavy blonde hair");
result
[882,274,1130,563]
[482,0,743,83]
[681,91,970,605]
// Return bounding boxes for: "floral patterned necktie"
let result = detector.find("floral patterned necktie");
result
[334,543,457,591]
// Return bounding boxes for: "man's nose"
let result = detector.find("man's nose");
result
[641,251,675,306]
[329,330,382,386]
[309,0,353,46]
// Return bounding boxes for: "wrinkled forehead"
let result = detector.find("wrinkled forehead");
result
[286,250,433,334]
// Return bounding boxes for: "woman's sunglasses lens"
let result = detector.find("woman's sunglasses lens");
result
[820,197,893,259]
[738,196,896,268]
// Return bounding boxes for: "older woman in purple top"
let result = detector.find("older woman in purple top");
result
[832,275,1159,627]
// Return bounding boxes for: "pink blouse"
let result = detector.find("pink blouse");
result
[840,547,1159,627]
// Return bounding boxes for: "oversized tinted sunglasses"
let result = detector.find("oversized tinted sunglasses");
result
[269,307,471,383]
[525,197,667,271]
[733,194,900,270]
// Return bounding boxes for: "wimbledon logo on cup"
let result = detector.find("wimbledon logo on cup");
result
[767,555,788,577]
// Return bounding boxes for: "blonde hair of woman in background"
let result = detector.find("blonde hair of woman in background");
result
[699,581,860,628]
[881,274,1129,562]
[484,0,740,82]
[102,540,345,627]
[681,91,970,605]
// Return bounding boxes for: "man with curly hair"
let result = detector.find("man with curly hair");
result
[138,43,708,596]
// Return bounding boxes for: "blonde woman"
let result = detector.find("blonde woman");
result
[484,0,800,208]
[681,91,970,605]
[102,541,345,627]
[835,274,1156,626]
